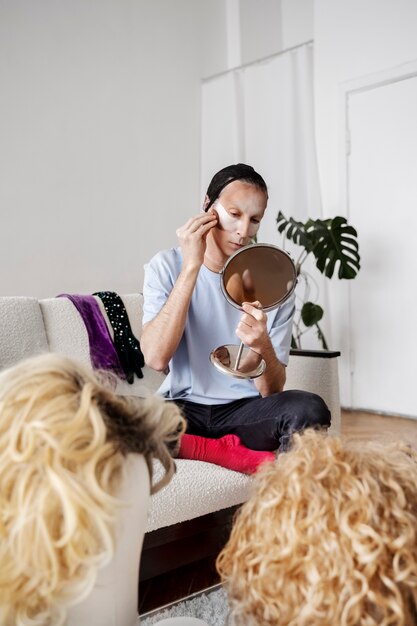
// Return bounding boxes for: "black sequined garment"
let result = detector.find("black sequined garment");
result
[94,291,145,383]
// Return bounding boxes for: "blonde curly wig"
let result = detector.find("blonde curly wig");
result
[217,429,417,626]
[0,353,185,626]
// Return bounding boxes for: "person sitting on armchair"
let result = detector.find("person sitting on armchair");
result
[141,163,331,475]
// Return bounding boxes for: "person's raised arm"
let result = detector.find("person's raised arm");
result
[141,212,217,372]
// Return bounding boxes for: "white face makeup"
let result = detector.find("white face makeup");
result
[214,201,260,238]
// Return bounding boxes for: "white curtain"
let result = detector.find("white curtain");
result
[201,43,321,245]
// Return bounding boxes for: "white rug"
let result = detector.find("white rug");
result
[140,584,229,626]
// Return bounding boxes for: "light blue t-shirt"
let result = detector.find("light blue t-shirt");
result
[143,247,295,405]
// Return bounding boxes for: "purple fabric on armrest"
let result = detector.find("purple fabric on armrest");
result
[58,294,125,379]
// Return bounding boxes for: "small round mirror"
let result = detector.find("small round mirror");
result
[210,243,297,379]
[210,344,266,378]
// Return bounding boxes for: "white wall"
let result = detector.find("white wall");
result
[240,0,282,65]
[0,0,312,299]
[314,0,417,409]
[315,0,417,213]
[0,0,227,298]
[281,0,313,49]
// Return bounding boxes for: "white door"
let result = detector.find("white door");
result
[347,74,417,418]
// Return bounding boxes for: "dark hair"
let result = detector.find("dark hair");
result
[204,163,268,211]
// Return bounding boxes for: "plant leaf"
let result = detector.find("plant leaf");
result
[276,211,313,251]
[308,216,361,279]
[301,302,324,327]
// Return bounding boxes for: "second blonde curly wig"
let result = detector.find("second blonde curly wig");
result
[0,353,185,626]
[217,429,417,626]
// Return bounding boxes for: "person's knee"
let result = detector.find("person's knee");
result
[276,390,330,452]
[281,389,331,430]
[303,391,331,429]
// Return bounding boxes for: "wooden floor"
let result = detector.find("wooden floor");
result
[139,410,417,615]
[341,409,417,448]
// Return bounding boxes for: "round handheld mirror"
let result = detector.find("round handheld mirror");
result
[210,243,297,379]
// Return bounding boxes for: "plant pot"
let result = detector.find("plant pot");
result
[286,349,341,435]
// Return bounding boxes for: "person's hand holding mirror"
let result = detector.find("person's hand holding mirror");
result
[238,300,269,354]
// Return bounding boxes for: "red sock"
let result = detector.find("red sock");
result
[178,433,275,474]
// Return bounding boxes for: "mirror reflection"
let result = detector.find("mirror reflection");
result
[210,344,266,379]
[221,244,297,311]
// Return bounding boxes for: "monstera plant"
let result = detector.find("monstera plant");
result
[276,211,361,350]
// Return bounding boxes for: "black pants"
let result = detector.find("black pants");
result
[174,390,331,452]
